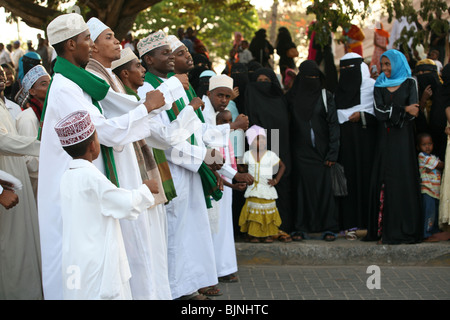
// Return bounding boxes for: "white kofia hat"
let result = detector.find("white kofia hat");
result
[137,30,169,57]
[86,17,109,42]
[47,13,89,46]
[54,110,96,147]
[22,65,49,94]
[209,74,234,91]
[167,35,184,52]
[111,47,139,70]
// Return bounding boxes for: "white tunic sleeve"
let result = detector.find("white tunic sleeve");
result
[0,122,40,157]
[99,178,155,220]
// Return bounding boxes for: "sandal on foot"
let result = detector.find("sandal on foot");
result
[263,236,274,243]
[249,236,260,243]
[291,231,304,241]
[345,230,357,241]
[198,286,223,296]
[322,231,337,241]
[219,274,238,283]
[274,230,292,242]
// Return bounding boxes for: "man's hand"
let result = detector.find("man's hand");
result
[230,114,249,131]
[0,190,18,209]
[174,74,190,90]
[348,112,361,123]
[144,90,165,113]
[234,172,254,185]
[233,182,247,191]
[231,87,240,100]
[189,97,205,111]
[204,148,225,171]
[144,179,159,194]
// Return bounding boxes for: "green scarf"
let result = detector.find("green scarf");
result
[144,72,222,208]
[38,56,120,187]
[124,85,177,202]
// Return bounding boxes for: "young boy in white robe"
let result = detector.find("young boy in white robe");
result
[55,110,157,300]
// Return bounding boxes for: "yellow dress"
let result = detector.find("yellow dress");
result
[238,150,282,237]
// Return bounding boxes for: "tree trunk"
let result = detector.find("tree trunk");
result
[269,0,279,46]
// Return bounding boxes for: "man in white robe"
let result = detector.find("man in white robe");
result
[201,74,254,283]
[84,19,204,299]
[38,13,200,300]
[139,34,249,299]
[0,65,42,299]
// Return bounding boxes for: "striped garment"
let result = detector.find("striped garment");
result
[418,152,441,199]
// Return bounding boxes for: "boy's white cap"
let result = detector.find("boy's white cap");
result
[47,13,89,46]
[137,30,169,57]
[167,35,184,52]
[54,110,96,147]
[209,74,233,91]
[111,47,138,70]
[86,17,109,42]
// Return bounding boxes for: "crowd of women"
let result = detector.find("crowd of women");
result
[187,27,450,245]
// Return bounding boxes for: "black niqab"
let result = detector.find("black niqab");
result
[334,57,363,109]
[287,60,324,121]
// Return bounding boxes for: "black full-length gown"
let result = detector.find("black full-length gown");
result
[290,90,340,234]
[364,78,423,244]
[337,114,378,230]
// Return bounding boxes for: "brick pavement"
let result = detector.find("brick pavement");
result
[214,265,450,300]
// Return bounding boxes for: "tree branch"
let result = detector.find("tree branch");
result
[0,0,60,30]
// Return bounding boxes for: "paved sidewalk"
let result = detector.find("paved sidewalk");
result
[215,265,450,300]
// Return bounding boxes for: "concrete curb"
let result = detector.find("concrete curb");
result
[235,239,450,266]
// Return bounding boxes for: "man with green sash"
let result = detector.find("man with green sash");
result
[37,13,192,300]
[137,30,235,300]
[169,36,254,288]
[83,18,205,300]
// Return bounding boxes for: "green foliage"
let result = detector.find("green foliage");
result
[305,0,373,49]
[381,0,448,52]
[134,0,259,62]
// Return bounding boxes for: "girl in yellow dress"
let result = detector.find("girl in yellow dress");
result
[238,125,286,243]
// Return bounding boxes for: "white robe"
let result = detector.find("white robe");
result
[202,96,238,278]
[38,73,200,300]
[139,80,232,299]
[88,68,201,300]
[15,108,39,199]
[0,99,42,300]
[60,159,155,300]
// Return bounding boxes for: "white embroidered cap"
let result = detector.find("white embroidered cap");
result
[167,35,184,52]
[209,74,233,91]
[111,47,139,70]
[54,110,96,147]
[86,17,109,42]
[22,65,49,94]
[137,30,169,57]
[47,13,89,46]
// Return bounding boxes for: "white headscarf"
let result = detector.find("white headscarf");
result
[337,52,376,124]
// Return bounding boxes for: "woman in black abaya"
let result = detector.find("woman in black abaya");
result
[244,68,293,235]
[334,53,378,234]
[364,49,422,244]
[414,59,446,161]
[287,60,340,241]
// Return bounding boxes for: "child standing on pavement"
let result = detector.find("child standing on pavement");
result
[238,125,286,243]
[417,132,444,240]
[55,110,158,300]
